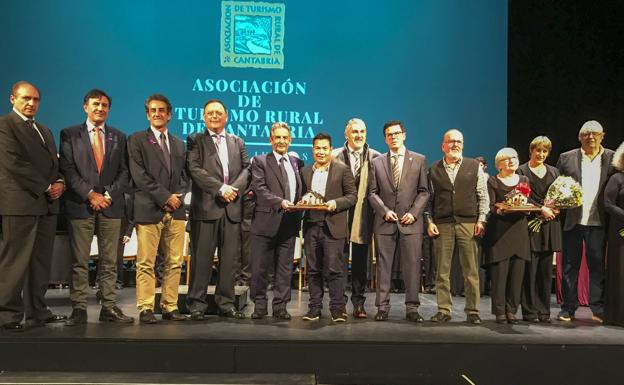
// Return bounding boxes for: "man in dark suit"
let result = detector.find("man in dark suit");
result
[128,94,189,324]
[186,99,250,320]
[332,118,381,318]
[249,122,304,320]
[368,120,430,322]
[0,81,66,331]
[556,120,615,323]
[300,133,357,322]
[60,89,133,325]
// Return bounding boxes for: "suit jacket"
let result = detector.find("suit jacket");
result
[59,123,129,219]
[332,143,381,243]
[186,131,250,222]
[301,160,357,239]
[250,152,304,237]
[0,111,62,216]
[368,149,430,235]
[556,147,616,231]
[128,129,189,223]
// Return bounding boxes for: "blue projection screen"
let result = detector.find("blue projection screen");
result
[0,0,507,163]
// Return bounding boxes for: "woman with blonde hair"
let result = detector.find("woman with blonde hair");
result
[517,136,561,323]
[604,141,624,327]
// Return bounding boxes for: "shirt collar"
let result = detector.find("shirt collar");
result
[150,126,168,139]
[390,146,406,157]
[273,151,289,162]
[86,120,105,133]
[347,144,363,155]
[443,156,463,167]
[207,128,226,138]
[13,108,32,122]
[581,146,604,159]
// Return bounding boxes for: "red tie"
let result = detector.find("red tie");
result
[92,127,104,174]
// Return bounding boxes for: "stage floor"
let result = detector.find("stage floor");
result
[2,288,623,385]
[2,287,621,345]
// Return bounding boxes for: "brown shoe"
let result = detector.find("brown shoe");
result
[352,304,367,319]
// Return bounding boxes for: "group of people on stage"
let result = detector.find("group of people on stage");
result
[1,80,623,332]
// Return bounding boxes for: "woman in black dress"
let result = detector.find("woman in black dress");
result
[604,141,624,327]
[517,136,561,323]
[485,148,531,324]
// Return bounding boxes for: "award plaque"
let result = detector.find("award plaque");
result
[494,202,542,213]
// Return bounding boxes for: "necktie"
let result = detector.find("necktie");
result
[352,151,361,177]
[160,133,171,175]
[279,157,291,202]
[26,119,45,144]
[392,154,401,188]
[212,134,229,184]
[92,127,104,174]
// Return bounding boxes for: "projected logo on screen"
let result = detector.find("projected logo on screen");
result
[221,1,285,69]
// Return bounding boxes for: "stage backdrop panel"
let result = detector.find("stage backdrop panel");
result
[0,0,507,163]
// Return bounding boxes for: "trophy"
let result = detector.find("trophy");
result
[291,191,330,211]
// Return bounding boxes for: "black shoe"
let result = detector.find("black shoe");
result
[190,311,205,321]
[302,310,321,321]
[466,314,482,325]
[495,315,507,324]
[251,311,267,319]
[406,311,424,323]
[374,310,389,321]
[162,310,187,321]
[1,321,24,332]
[506,313,519,325]
[65,308,88,326]
[538,315,552,323]
[272,309,292,320]
[44,314,67,323]
[219,308,245,319]
[522,316,539,323]
[331,311,347,323]
[99,306,134,323]
[352,304,368,319]
[430,312,451,323]
[139,310,158,324]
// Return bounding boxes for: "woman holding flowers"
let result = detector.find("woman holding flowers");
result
[517,136,561,323]
[485,147,531,324]
[604,141,624,327]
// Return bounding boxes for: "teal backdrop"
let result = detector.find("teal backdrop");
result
[0,0,507,163]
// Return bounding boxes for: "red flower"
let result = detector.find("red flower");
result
[515,182,531,197]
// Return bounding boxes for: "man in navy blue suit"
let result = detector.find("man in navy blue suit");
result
[60,89,133,325]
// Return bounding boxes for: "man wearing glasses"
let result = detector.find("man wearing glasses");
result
[556,120,615,323]
[425,129,488,325]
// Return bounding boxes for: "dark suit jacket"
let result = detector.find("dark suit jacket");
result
[0,111,61,216]
[186,131,250,222]
[128,129,189,223]
[301,160,357,239]
[368,149,430,235]
[332,143,381,243]
[556,147,616,231]
[250,152,304,238]
[59,123,129,219]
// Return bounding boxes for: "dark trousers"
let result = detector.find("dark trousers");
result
[0,215,55,325]
[236,222,252,285]
[345,242,369,306]
[304,223,346,313]
[375,231,422,313]
[250,231,295,313]
[23,214,57,322]
[490,256,525,316]
[68,214,121,310]
[561,225,606,315]
[521,251,553,318]
[187,217,240,313]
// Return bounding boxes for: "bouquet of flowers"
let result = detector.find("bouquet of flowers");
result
[528,175,582,232]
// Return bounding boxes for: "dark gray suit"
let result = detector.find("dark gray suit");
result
[301,160,357,314]
[186,131,250,313]
[556,147,615,316]
[332,144,381,306]
[368,150,429,313]
[59,123,129,310]
[250,153,304,314]
[0,111,61,326]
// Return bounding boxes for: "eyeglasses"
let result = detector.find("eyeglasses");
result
[580,131,603,138]
[385,131,404,138]
[500,156,518,163]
